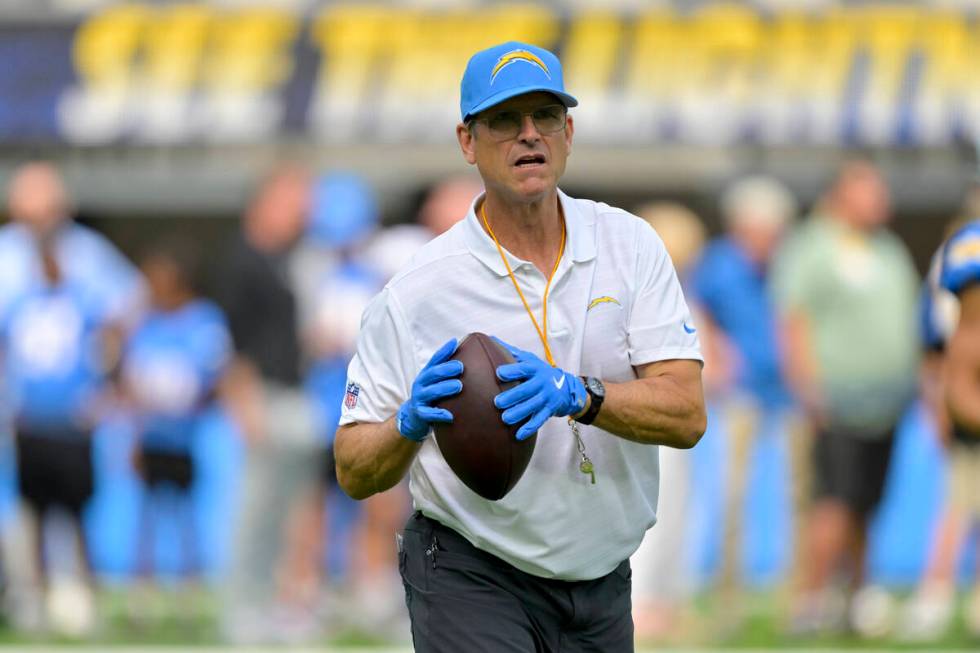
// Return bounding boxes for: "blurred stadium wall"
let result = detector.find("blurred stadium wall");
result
[0,0,976,269]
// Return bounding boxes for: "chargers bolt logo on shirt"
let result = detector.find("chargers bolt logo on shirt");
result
[587,296,621,311]
[490,49,551,85]
[344,381,361,410]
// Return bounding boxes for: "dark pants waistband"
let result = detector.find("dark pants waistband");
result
[407,511,630,584]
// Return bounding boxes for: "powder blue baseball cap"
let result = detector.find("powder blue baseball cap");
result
[460,41,578,122]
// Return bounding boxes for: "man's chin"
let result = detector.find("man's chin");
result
[510,176,554,201]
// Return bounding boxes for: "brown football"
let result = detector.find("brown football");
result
[432,332,535,500]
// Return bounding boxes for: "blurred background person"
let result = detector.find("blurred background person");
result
[936,215,980,639]
[119,237,231,617]
[900,204,980,641]
[772,157,920,635]
[306,174,479,636]
[688,175,805,627]
[362,175,483,280]
[302,171,390,633]
[417,175,485,237]
[213,163,324,644]
[628,201,707,643]
[0,161,141,635]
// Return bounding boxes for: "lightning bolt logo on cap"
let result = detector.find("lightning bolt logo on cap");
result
[490,49,551,85]
[459,41,577,121]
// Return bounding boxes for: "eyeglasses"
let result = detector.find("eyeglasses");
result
[469,104,567,142]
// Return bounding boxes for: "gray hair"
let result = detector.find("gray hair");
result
[720,175,798,230]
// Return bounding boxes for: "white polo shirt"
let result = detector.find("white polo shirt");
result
[340,189,702,581]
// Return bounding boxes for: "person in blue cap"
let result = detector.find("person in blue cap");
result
[335,42,706,651]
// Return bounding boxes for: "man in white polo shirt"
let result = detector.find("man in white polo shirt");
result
[335,41,706,652]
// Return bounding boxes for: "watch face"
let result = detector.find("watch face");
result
[587,377,605,398]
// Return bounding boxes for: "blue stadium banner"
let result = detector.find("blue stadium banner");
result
[0,3,978,147]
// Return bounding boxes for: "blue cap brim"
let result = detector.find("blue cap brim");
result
[463,86,578,122]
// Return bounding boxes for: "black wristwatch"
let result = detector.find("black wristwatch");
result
[575,376,605,425]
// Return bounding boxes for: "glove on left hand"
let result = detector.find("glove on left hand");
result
[492,337,587,441]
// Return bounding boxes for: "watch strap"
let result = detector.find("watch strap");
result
[575,376,604,425]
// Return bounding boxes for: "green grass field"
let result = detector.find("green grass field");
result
[0,645,976,653]
[0,586,976,651]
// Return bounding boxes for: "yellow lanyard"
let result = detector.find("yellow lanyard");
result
[481,202,565,367]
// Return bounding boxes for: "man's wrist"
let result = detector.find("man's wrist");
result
[396,403,428,442]
[574,376,606,425]
[572,395,592,420]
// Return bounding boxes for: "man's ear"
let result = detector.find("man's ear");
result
[457,123,477,165]
[564,114,574,156]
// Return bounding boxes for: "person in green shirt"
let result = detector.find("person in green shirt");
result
[772,158,919,635]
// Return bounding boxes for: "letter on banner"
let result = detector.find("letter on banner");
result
[854,6,917,145]
[562,12,622,145]
[309,5,388,142]
[198,8,299,141]
[135,4,212,142]
[58,5,147,143]
[624,10,686,142]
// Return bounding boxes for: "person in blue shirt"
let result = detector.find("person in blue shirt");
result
[0,162,141,635]
[940,219,980,436]
[629,201,707,641]
[688,175,805,621]
[898,217,979,641]
[898,217,980,639]
[0,162,143,328]
[121,237,231,583]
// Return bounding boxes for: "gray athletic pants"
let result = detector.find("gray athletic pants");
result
[399,512,634,652]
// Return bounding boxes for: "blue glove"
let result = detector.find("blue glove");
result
[396,338,464,442]
[492,337,588,441]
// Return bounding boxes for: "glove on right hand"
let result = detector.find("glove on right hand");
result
[396,338,464,442]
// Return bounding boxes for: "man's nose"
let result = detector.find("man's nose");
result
[517,114,541,142]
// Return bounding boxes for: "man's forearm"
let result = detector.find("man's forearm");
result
[590,361,706,448]
[334,417,421,500]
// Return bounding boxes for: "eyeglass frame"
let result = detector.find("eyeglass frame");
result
[465,103,569,142]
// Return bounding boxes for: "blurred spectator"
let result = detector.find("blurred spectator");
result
[213,163,324,644]
[363,175,483,279]
[305,174,479,637]
[688,176,807,625]
[0,161,141,635]
[772,158,920,635]
[900,212,980,641]
[120,237,231,597]
[417,175,485,236]
[629,202,706,642]
[302,172,391,633]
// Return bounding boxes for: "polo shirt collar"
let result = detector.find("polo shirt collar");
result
[463,188,596,277]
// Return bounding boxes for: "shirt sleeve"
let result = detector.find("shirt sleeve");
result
[0,229,29,320]
[194,306,233,384]
[626,220,703,366]
[339,287,416,426]
[941,220,980,295]
[78,228,145,327]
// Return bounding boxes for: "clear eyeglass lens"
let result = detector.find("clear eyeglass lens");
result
[484,105,566,139]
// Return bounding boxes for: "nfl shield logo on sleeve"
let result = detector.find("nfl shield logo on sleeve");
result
[344,382,361,410]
